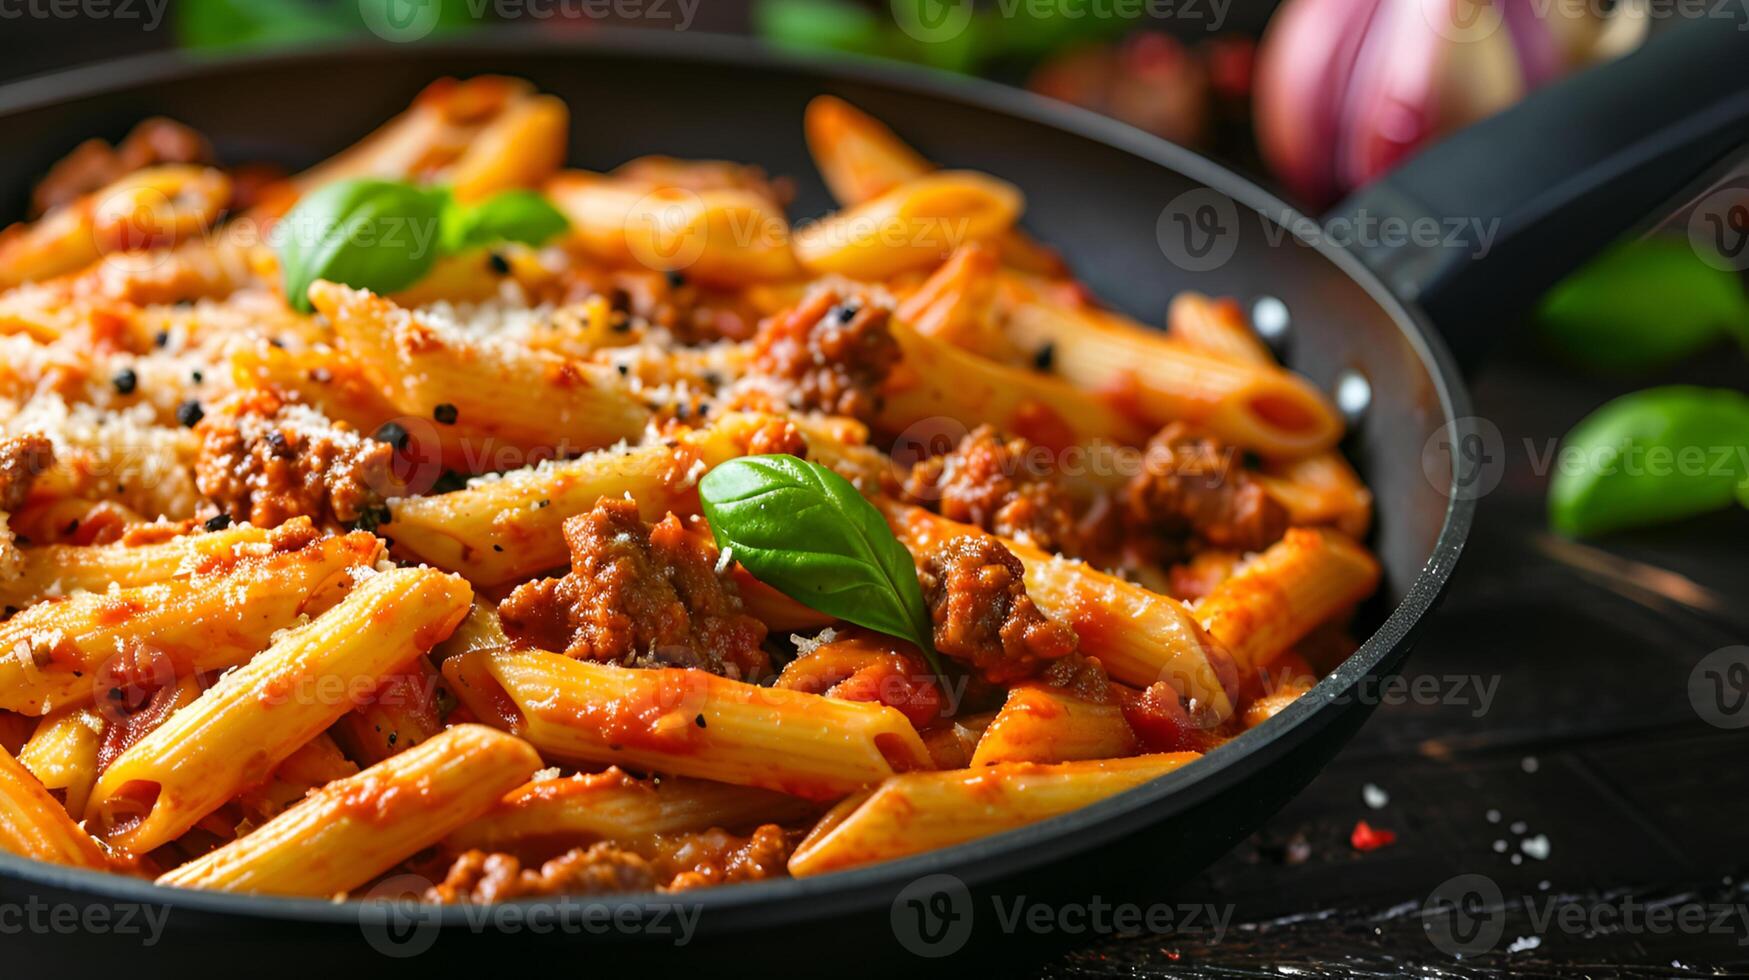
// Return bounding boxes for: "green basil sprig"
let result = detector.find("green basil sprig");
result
[699,455,944,675]
[1548,386,1749,537]
[276,179,569,313]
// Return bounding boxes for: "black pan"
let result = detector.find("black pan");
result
[1,22,1744,975]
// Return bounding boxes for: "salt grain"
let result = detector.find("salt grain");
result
[1506,935,1541,953]
[1361,783,1389,809]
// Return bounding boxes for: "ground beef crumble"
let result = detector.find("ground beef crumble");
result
[1036,651,1118,704]
[1123,422,1287,553]
[427,844,658,902]
[745,288,900,423]
[193,391,398,528]
[903,425,1078,553]
[426,825,791,901]
[917,534,1078,684]
[0,434,54,512]
[498,499,771,679]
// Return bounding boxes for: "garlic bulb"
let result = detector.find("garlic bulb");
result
[1255,0,1648,207]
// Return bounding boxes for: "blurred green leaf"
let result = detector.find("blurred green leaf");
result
[754,0,891,58]
[179,0,476,52]
[1536,235,1749,373]
[755,0,1137,74]
[178,0,348,50]
[1548,386,1749,537]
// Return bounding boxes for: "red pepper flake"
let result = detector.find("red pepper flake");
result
[1350,819,1397,852]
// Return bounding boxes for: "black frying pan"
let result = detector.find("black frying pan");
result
[1,22,1744,975]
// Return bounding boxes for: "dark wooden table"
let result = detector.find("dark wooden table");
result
[1036,342,1749,978]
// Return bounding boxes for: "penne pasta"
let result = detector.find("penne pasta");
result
[547,172,801,286]
[1256,454,1374,539]
[788,753,1200,876]
[970,683,1136,766]
[879,316,1147,451]
[383,412,788,586]
[894,241,1015,362]
[156,724,539,896]
[1166,293,1372,536]
[228,345,405,444]
[0,165,231,290]
[17,706,104,817]
[803,96,1064,276]
[0,743,110,870]
[87,566,472,854]
[445,94,570,202]
[1194,528,1380,673]
[804,95,934,206]
[444,648,932,801]
[1166,292,1278,365]
[444,768,817,857]
[793,172,1022,281]
[0,521,275,611]
[1000,279,1342,458]
[291,76,550,193]
[0,530,380,716]
[234,733,360,825]
[310,281,652,458]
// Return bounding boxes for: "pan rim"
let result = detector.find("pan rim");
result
[0,27,1475,930]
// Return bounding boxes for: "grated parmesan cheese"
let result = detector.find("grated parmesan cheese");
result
[790,627,839,656]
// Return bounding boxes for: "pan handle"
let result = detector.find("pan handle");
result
[1330,16,1749,367]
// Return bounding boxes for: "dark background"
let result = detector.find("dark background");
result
[1,2,1746,976]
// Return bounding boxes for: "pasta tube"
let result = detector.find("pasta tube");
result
[444,648,932,801]
[156,725,539,896]
[87,567,472,853]
[788,753,1199,876]
[0,531,380,715]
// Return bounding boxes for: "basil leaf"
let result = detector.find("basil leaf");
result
[753,0,891,60]
[1548,386,1749,537]
[276,179,448,312]
[177,0,351,52]
[443,190,570,254]
[699,455,943,675]
[1536,236,1749,373]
